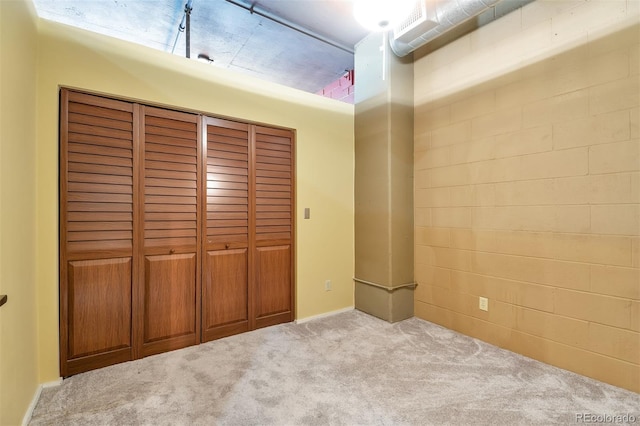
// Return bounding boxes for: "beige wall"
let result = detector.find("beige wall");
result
[414,0,639,392]
[0,0,40,423]
[33,21,354,383]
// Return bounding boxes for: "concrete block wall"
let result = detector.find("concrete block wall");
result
[413,0,639,392]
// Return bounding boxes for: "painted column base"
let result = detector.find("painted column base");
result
[354,280,414,323]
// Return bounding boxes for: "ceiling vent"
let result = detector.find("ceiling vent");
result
[392,0,438,44]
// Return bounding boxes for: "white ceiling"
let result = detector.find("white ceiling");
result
[32,0,370,94]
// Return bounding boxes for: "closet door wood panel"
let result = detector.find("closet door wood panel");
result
[253,126,294,329]
[139,106,201,357]
[68,258,131,357]
[202,118,251,341]
[255,245,292,327]
[60,90,136,376]
[203,249,249,339]
[143,254,196,342]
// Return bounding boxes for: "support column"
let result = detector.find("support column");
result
[354,32,414,322]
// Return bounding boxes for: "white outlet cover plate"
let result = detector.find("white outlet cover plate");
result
[479,297,488,311]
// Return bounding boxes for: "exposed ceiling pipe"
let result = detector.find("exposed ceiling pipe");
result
[390,0,533,57]
[225,0,354,54]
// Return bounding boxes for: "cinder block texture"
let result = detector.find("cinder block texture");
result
[414,0,640,392]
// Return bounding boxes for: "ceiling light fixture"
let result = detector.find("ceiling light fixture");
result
[353,0,416,32]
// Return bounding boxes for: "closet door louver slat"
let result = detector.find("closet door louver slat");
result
[66,100,134,256]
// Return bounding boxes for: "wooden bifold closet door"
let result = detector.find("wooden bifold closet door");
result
[201,120,296,341]
[59,90,294,377]
[253,125,294,329]
[202,118,251,341]
[139,106,201,357]
[59,90,137,375]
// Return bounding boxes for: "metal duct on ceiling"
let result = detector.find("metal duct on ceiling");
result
[390,0,534,57]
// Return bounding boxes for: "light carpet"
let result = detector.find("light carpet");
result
[30,310,639,425]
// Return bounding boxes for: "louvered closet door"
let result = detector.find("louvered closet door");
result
[139,107,201,356]
[253,125,295,329]
[59,90,137,376]
[202,118,251,341]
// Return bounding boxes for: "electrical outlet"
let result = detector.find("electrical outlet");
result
[479,296,488,311]
[325,280,332,291]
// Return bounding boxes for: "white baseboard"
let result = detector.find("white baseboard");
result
[22,378,63,426]
[295,306,354,324]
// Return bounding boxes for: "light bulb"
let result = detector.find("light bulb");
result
[353,0,416,32]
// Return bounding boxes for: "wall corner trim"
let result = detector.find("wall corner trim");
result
[21,379,63,426]
[353,277,417,292]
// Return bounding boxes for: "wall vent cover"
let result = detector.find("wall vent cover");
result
[393,0,438,44]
